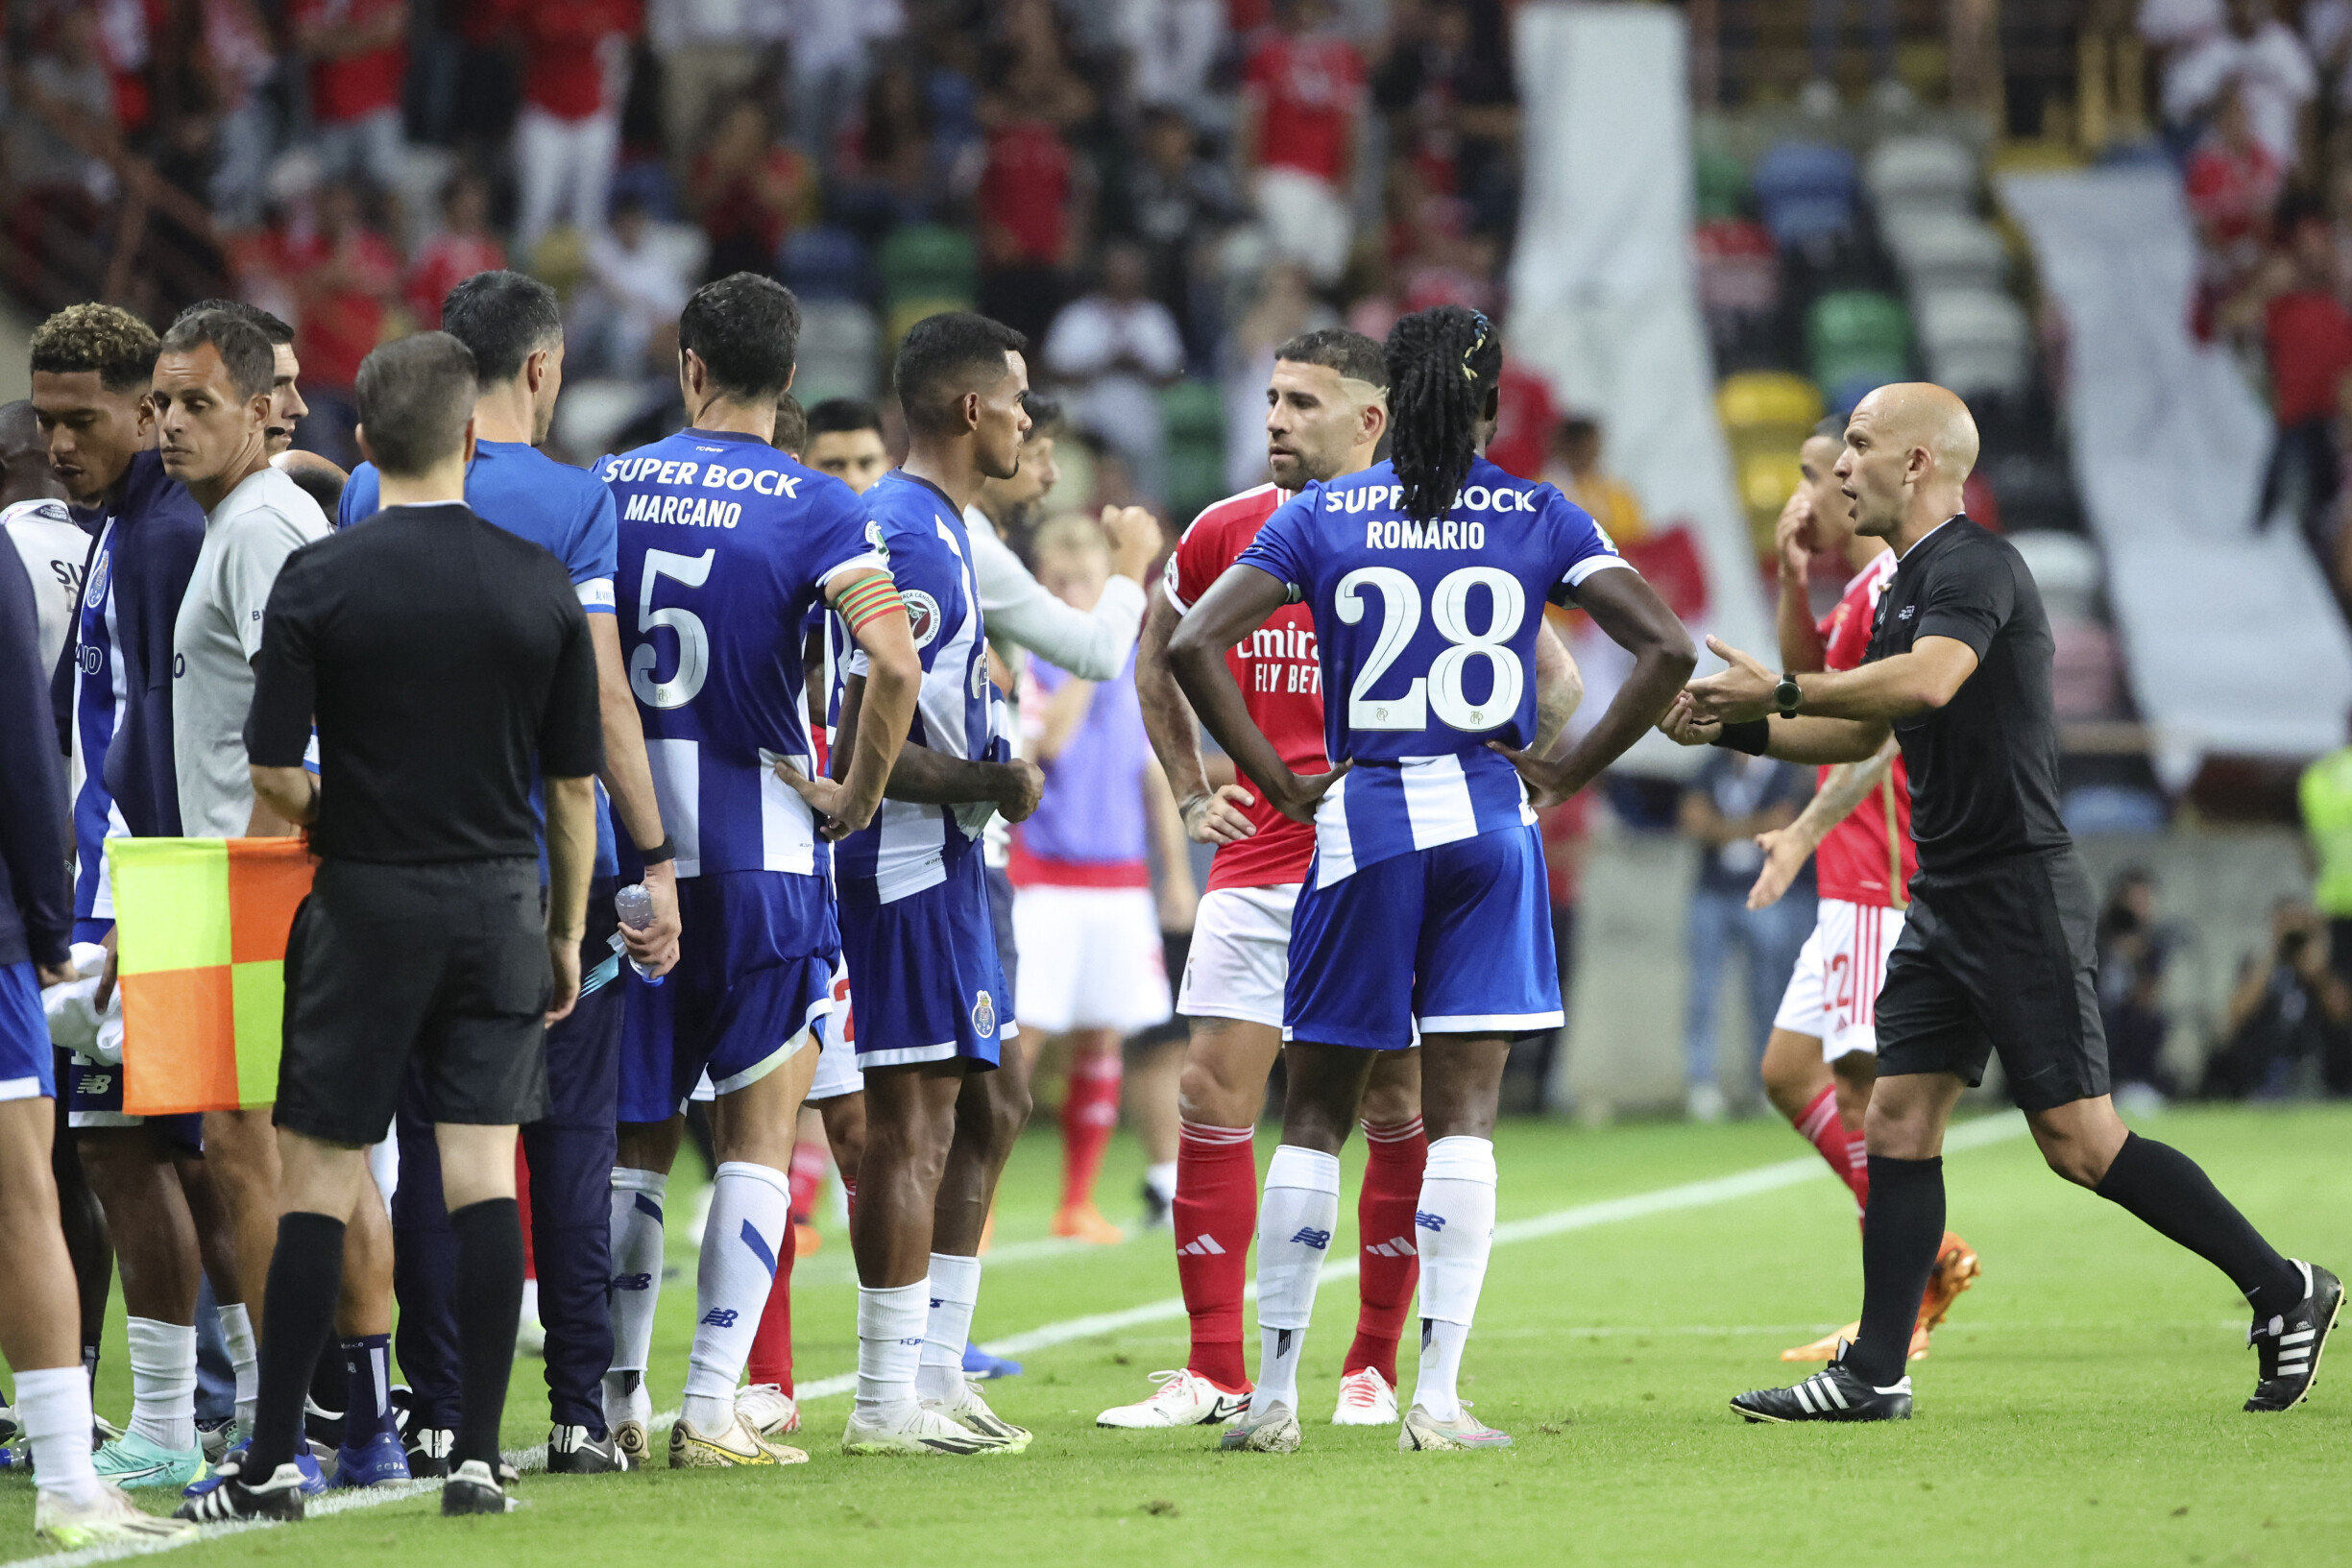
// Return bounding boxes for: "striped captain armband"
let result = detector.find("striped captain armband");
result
[836,574,906,636]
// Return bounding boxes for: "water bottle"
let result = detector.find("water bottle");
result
[613,882,664,985]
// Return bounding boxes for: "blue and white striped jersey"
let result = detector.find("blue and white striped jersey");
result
[69,520,124,925]
[602,428,883,880]
[1235,453,1630,886]
[834,470,1009,904]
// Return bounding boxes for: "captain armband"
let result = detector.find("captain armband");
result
[837,577,907,637]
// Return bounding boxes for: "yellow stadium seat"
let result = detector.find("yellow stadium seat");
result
[1715,371,1824,434]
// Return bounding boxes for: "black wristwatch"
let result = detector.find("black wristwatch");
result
[1774,674,1802,719]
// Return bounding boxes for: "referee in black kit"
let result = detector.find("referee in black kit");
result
[1671,381,2339,1423]
[177,332,603,1523]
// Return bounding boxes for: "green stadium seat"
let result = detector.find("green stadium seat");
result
[1695,147,1750,223]
[1159,379,1225,519]
[1806,291,1910,407]
[877,225,978,312]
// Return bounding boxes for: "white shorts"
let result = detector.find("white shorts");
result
[808,963,864,1103]
[1773,897,1908,1062]
[1174,883,1299,1029]
[1254,166,1353,285]
[1011,883,1173,1036]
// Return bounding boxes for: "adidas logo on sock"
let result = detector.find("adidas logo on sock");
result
[1290,1227,1332,1250]
[1365,1237,1416,1258]
[1178,1235,1226,1257]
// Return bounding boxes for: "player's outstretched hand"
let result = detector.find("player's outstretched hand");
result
[1485,739,1580,809]
[1265,762,1350,824]
[1657,691,1719,746]
[1747,826,1809,911]
[1683,636,1778,724]
[993,759,1046,824]
[770,756,861,840]
[1180,784,1258,845]
[1103,504,1164,583]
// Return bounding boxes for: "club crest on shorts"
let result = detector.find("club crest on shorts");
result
[971,988,997,1037]
[904,590,942,648]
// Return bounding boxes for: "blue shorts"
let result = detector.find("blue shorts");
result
[618,871,837,1124]
[0,961,53,1101]
[1285,825,1564,1050]
[838,850,1014,1071]
[63,1054,206,1151]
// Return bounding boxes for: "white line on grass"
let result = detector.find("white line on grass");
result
[29,1113,2028,1565]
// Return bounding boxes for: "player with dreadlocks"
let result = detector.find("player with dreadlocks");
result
[1170,304,1695,1453]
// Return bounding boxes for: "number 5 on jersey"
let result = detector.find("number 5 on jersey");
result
[630,547,714,709]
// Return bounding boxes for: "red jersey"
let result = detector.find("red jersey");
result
[1813,550,1916,905]
[507,0,640,120]
[1164,484,1327,892]
[406,232,507,327]
[1243,34,1365,183]
[980,122,1073,266]
[291,0,406,123]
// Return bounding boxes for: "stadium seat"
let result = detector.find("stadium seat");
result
[878,225,978,312]
[791,299,882,404]
[1695,219,1779,315]
[779,227,871,303]
[1806,290,1910,407]
[1695,147,1750,223]
[2007,530,2103,621]
[1715,370,1823,435]
[1159,379,1226,521]
[1915,287,2031,399]
[1865,134,1977,216]
[1881,210,2008,296]
[1751,141,1857,249]
[1738,447,1806,546]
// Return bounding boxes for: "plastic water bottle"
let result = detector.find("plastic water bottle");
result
[614,882,664,985]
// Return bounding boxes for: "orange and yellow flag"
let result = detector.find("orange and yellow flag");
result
[105,837,316,1115]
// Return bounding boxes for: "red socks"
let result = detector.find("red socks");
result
[788,1138,829,1225]
[1059,1051,1124,1212]
[515,1141,535,1280]
[743,1206,797,1394]
[1793,1084,1870,1211]
[1174,1122,1255,1391]
[1345,1117,1427,1385]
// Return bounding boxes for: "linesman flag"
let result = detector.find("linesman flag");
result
[105,837,316,1115]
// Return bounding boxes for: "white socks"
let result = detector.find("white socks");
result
[916,1252,981,1405]
[682,1162,791,1432]
[17,1366,99,1501]
[124,1317,197,1452]
[1249,1145,1341,1416]
[1411,1135,1496,1422]
[520,1276,542,1331]
[604,1168,667,1410]
[217,1301,257,1431]
[854,1282,929,1426]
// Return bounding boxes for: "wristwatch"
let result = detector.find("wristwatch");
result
[1774,674,1802,719]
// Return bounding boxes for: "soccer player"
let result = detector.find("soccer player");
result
[1109,326,1567,1430]
[786,312,1046,1457]
[1168,305,1694,1453]
[0,403,188,1550]
[1751,418,1976,1364]
[1677,382,2340,1422]
[31,306,241,1492]
[599,273,919,1469]
[804,398,891,494]
[342,270,677,1475]
[0,400,83,672]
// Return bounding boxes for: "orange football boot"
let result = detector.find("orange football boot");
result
[1051,1201,1125,1244]
[1779,1232,1980,1362]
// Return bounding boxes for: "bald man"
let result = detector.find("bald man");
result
[1674,383,2338,1423]
[0,400,84,676]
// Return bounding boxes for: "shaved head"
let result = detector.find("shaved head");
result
[1853,382,1978,480]
[1837,381,1979,544]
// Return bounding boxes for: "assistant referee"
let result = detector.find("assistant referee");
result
[177,332,603,1524]
[1675,381,2338,1423]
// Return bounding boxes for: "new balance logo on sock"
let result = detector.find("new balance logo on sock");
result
[1365,1236,1416,1258]
[1415,1211,1446,1233]
[1289,1227,1332,1250]
[612,1272,652,1291]
[699,1308,740,1328]
[1178,1235,1226,1257]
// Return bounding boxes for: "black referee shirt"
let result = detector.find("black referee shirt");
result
[245,502,603,863]
[1863,515,2069,875]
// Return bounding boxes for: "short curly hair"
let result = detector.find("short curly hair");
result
[29,303,160,395]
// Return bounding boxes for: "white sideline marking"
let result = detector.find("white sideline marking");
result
[29,1114,2027,1563]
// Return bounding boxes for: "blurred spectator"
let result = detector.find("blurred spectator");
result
[1679,752,1813,1123]
[2142,0,2224,56]
[644,0,786,166]
[1541,416,1651,546]
[1240,0,1368,286]
[2163,0,2315,171]
[9,9,119,202]
[2185,77,2284,334]
[577,195,692,374]
[198,0,279,228]
[1373,1,1522,241]
[2305,0,2352,115]
[507,0,642,259]
[291,0,408,191]
[1121,0,1225,115]
[407,171,507,329]
[688,97,816,282]
[1796,0,1903,115]
[1045,241,1186,501]
[2304,710,2352,989]
[788,0,905,154]
[2225,211,2352,537]
[2097,867,2180,1109]
[976,0,1095,344]
[286,182,402,466]
[2208,902,2352,1097]
[832,62,945,238]
[1105,106,1241,368]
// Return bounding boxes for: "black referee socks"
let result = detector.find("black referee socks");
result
[249,1211,348,1476]
[2094,1132,2304,1315]
[1850,1155,1946,1387]
[450,1197,525,1470]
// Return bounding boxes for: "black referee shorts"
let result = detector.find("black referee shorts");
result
[277,856,552,1147]
[1875,846,2111,1113]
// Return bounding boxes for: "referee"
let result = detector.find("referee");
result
[1675,381,2338,1422]
[178,332,602,1523]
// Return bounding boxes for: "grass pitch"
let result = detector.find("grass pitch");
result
[4,1103,2348,1567]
